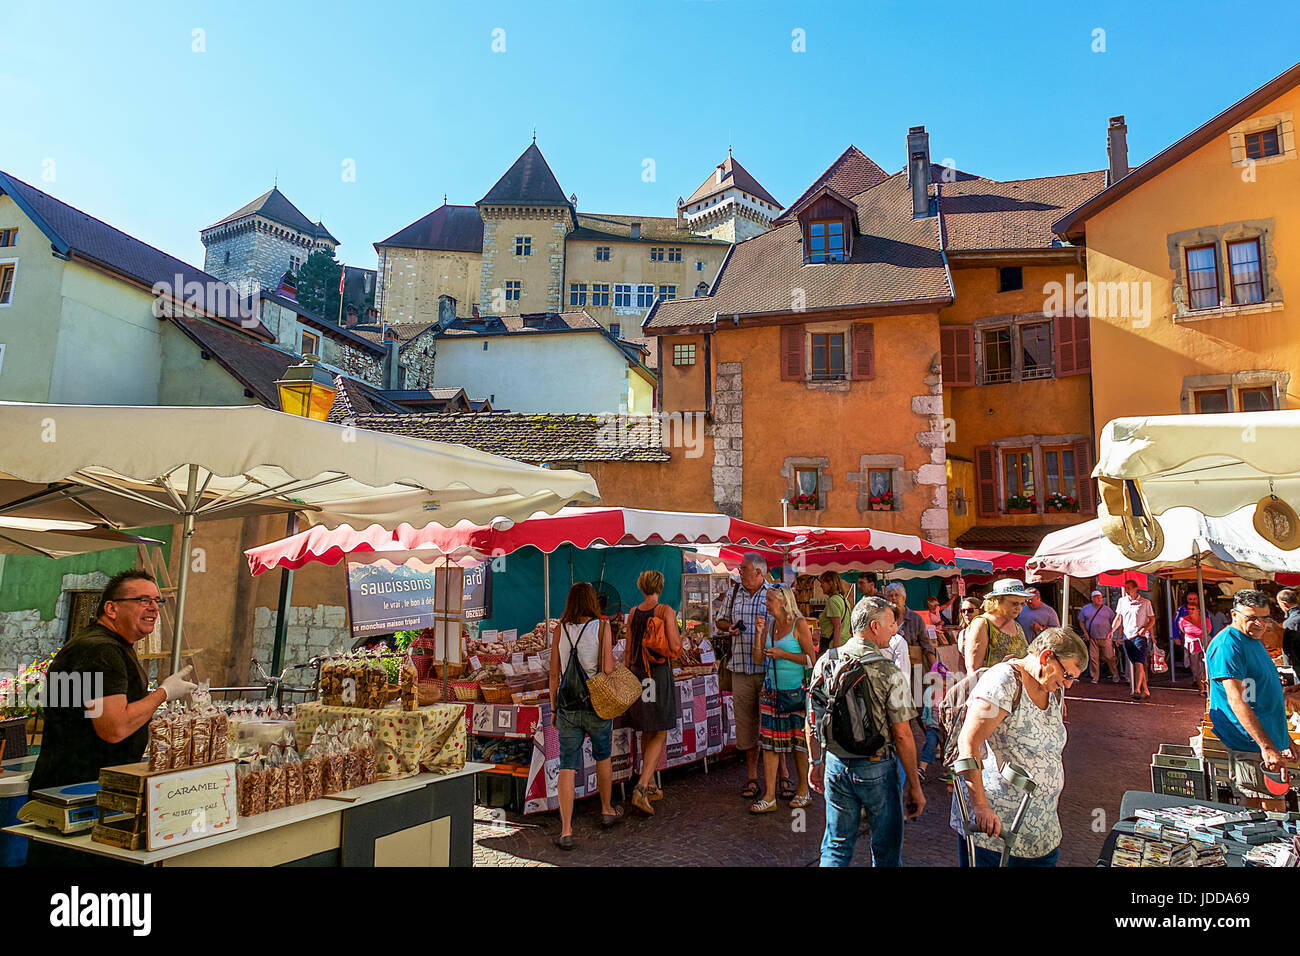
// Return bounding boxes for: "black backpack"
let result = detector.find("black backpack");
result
[556,620,596,711]
[809,648,890,760]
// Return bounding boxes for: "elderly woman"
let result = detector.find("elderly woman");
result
[963,579,1032,675]
[950,626,1088,866]
[751,586,818,813]
[817,571,853,653]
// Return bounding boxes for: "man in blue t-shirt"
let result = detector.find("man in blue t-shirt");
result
[1207,589,1299,809]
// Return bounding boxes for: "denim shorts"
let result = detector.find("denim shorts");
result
[1124,635,1150,665]
[557,707,613,771]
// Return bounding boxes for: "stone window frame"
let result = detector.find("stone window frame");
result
[1179,370,1290,414]
[1168,218,1284,319]
[782,456,831,511]
[971,313,1055,386]
[802,318,855,393]
[649,247,665,262]
[504,280,522,302]
[514,235,532,257]
[989,433,1088,515]
[613,283,633,308]
[594,246,611,261]
[635,284,656,309]
[569,282,588,307]
[1228,110,1296,169]
[848,454,912,513]
[590,283,610,307]
[668,247,683,262]
[659,285,677,300]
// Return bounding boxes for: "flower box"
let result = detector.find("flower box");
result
[793,504,817,512]
[1007,506,1033,515]
[869,503,891,512]
[1046,505,1076,514]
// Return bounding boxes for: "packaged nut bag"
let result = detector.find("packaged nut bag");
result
[239,755,266,817]
[210,712,229,761]
[148,712,172,771]
[170,711,194,770]
[190,711,212,765]
[343,734,361,791]
[284,748,305,806]
[400,655,418,712]
[359,726,379,785]
[302,749,323,801]
[264,746,286,812]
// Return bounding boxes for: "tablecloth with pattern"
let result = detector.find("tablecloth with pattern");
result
[296,701,467,779]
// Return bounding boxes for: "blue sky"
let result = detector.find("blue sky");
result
[2,0,1296,272]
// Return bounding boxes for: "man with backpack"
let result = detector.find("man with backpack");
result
[807,596,926,867]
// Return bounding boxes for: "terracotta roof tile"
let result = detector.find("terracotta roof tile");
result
[775,147,889,222]
[646,172,951,329]
[940,172,1106,251]
[685,156,781,208]
[351,412,671,463]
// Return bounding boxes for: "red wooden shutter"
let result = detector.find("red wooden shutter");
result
[1055,314,1091,377]
[1073,438,1096,515]
[780,324,805,381]
[940,325,974,386]
[851,322,875,380]
[975,444,998,517]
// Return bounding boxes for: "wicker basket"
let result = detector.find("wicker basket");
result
[433,661,467,680]
[587,664,644,719]
[470,652,508,664]
[480,681,512,704]
[450,680,481,703]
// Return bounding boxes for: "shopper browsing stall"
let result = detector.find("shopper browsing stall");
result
[886,582,935,674]
[1077,590,1119,684]
[625,570,683,816]
[962,579,1031,675]
[723,554,773,801]
[549,583,622,849]
[751,587,817,814]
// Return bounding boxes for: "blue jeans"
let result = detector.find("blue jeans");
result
[820,752,903,867]
[957,838,1059,867]
[920,725,942,765]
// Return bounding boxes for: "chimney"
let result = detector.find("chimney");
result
[385,339,401,389]
[907,126,932,218]
[630,222,641,240]
[438,294,458,329]
[715,164,725,185]
[344,303,359,328]
[1107,115,1129,185]
[676,197,685,230]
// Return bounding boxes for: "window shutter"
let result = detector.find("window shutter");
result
[780,324,805,381]
[975,445,998,518]
[1054,314,1091,377]
[940,325,974,386]
[851,322,875,380]
[1073,438,1096,515]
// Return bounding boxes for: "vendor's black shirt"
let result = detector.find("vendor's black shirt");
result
[29,623,152,792]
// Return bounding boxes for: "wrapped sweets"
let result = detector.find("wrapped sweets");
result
[147,712,172,771]
[399,655,418,712]
[284,749,305,806]
[359,727,378,785]
[170,710,193,769]
[264,747,286,812]
[343,732,361,791]
[239,756,267,817]
[210,712,229,761]
[190,712,212,765]
[302,750,324,802]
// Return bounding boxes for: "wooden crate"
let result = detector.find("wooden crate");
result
[92,760,237,852]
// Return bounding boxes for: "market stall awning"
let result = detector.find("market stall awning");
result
[719,526,960,576]
[1095,410,1300,518]
[956,548,1029,574]
[1025,505,1300,582]
[246,507,801,575]
[0,517,163,559]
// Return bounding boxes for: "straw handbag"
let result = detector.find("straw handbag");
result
[588,664,642,720]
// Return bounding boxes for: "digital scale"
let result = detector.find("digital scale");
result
[17,781,102,834]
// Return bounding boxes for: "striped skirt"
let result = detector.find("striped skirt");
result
[758,689,809,755]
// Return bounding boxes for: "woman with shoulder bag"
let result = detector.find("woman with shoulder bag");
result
[817,571,853,654]
[752,586,817,813]
[963,579,1032,676]
[625,570,684,815]
[549,582,622,850]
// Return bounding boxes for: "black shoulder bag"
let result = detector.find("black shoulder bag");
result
[556,620,596,712]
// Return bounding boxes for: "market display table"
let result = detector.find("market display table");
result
[4,763,490,867]
[1097,790,1290,867]
[296,701,467,779]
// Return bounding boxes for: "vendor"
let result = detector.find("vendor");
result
[29,570,197,794]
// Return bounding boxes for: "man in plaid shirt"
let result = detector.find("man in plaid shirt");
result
[721,553,774,799]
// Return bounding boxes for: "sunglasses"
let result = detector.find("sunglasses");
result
[961,607,979,615]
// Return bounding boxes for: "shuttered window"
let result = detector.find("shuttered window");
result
[780,325,805,381]
[1054,314,1091,376]
[940,325,974,386]
[975,445,998,518]
[851,323,875,381]
[1073,438,1096,514]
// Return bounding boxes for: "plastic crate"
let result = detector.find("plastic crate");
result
[0,718,28,760]
[1151,756,1208,801]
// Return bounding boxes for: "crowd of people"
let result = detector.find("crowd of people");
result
[544,557,1300,866]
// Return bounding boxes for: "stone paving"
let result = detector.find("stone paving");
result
[471,674,1207,866]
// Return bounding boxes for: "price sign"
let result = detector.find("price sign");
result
[528,656,544,673]
[147,761,238,851]
[699,639,712,653]
[700,649,716,664]
[469,655,483,671]
[479,630,498,644]
[501,662,517,677]
[511,652,525,666]
[501,629,518,643]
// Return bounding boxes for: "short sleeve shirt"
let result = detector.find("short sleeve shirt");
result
[897,607,935,655]
[29,623,152,792]
[1116,595,1154,638]
[1016,603,1060,635]
[810,637,917,728]
[725,583,773,675]
[1076,604,1116,641]
[1207,626,1289,753]
[948,663,1067,858]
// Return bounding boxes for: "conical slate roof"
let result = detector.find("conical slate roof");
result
[477,143,570,207]
[205,187,337,243]
[685,155,781,208]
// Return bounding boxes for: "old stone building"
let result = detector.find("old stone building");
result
[374,142,777,334]
[201,187,339,295]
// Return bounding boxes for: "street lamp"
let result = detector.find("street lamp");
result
[275,356,337,421]
[269,356,337,674]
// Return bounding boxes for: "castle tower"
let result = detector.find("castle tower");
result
[201,188,338,295]
[680,153,781,242]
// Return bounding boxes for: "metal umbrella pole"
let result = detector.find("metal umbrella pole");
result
[170,465,201,674]
[1195,552,1209,691]
[1061,574,1070,629]
[1164,576,1177,683]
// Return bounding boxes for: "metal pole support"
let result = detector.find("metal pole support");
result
[951,756,982,864]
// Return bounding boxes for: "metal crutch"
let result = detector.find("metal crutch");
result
[951,756,983,863]
[997,762,1038,866]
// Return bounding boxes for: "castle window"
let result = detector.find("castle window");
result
[658,285,676,300]
[635,284,655,308]
[668,248,682,262]
[504,280,521,302]
[594,246,611,261]
[610,323,621,338]
[515,236,532,256]
[224,251,230,265]
[289,255,302,273]
[650,247,665,262]
[591,283,610,306]
[696,261,704,271]
[569,283,587,306]
[614,284,632,307]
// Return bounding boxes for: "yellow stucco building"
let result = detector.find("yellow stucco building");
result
[1055,62,1300,433]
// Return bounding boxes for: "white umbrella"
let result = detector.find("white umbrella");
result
[0,516,163,559]
[0,402,599,669]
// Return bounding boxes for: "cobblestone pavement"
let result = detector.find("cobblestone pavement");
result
[472,675,1206,867]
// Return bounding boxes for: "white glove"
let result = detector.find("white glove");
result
[161,665,198,701]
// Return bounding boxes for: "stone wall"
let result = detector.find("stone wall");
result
[711,361,743,517]
[479,208,568,315]
[400,330,438,389]
[250,604,351,669]
[376,247,481,325]
[913,357,950,545]
[202,217,337,297]
[0,571,109,673]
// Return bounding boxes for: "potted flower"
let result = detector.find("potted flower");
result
[1006,493,1036,515]
[868,491,894,512]
[1046,492,1077,514]
[791,493,819,511]
[0,653,52,758]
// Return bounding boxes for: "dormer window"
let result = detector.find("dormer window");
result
[808,220,845,263]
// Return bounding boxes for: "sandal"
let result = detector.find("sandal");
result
[790,793,812,809]
[750,798,777,814]
[553,834,574,850]
[601,806,625,828]
[778,777,796,801]
[740,780,761,799]
[631,785,656,816]
[646,785,664,802]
